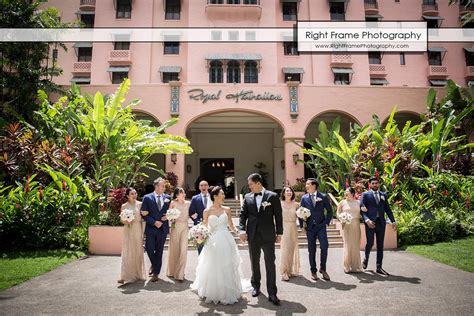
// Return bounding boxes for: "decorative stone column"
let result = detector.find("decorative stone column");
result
[169,80,181,117]
[287,81,299,121]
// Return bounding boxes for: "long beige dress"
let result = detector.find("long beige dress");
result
[280,201,300,276]
[120,202,146,282]
[337,199,363,273]
[167,200,190,280]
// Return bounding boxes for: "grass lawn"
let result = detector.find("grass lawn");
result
[405,236,474,273]
[0,249,85,291]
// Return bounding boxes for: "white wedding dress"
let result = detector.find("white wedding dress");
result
[190,212,251,305]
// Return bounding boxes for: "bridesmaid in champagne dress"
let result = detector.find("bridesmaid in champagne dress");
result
[279,186,300,281]
[118,188,146,284]
[337,187,363,273]
[167,187,190,281]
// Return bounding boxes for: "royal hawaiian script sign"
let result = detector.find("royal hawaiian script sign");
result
[187,88,283,104]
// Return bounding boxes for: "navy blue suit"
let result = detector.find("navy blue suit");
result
[299,192,333,273]
[360,190,395,268]
[141,192,171,275]
[189,193,208,254]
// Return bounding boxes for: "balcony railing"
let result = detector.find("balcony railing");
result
[465,66,474,78]
[427,65,448,77]
[330,53,353,66]
[369,64,387,77]
[422,2,439,15]
[205,1,262,21]
[108,50,132,65]
[207,0,260,4]
[72,62,92,74]
[80,0,96,10]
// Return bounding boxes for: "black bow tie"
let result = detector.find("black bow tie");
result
[254,192,262,197]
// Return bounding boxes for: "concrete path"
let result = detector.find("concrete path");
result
[1,249,473,315]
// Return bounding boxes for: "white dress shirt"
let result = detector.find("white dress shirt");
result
[255,188,265,210]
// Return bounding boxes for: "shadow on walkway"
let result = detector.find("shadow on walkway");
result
[119,279,193,294]
[354,271,421,284]
[290,275,357,291]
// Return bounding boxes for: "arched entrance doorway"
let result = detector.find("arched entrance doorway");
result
[382,111,422,128]
[185,111,285,198]
[134,111,166,194]
[304,111,360,179]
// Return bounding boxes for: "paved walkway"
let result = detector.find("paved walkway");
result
[1,249,473,315]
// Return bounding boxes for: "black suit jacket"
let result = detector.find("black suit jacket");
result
[239,190,283,243]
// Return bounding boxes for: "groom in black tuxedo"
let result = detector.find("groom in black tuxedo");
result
[239,173,283,306]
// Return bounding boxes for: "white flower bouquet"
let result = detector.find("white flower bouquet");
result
[338,212,353,225]
[296,206,311,228]
[166,207,181,228]
[120,209,135,224]
[188,224,211,246]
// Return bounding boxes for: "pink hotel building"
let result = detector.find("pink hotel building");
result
[43,0,473,195]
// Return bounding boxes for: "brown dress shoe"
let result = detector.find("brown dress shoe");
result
[150,275,159,282]
[148,267,153,277]
[311,272,318,281]
[320,270,330,281]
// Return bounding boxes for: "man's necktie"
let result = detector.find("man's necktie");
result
[311,194,317,206]
[157,195,162,210]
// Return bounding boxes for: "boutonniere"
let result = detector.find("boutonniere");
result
[262,201,271,209]
[315,197,323,202]
[380,195,385,201]
[164,198,170,203]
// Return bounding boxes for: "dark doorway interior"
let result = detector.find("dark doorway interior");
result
[200,158,235,198]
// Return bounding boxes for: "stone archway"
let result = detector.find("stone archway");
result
[304,111,361,179]
[382,111,422,128]
[184,110,286,197]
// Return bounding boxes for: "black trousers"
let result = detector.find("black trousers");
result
[248,232,277,296]
[364,217,386,268]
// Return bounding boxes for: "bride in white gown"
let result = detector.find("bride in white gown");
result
[190,186,251,305]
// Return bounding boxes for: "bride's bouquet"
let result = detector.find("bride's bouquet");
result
[296,206,311,229]
[338,211,353,225]
[166,207,181,229]
[120,209,135,224]
[188,224,211,247]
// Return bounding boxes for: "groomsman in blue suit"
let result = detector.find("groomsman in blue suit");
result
[189,180,210,254]
[140,178,171,282]
[299,178,333,281]
[360,176,397,276]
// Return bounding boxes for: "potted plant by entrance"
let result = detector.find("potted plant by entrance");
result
[88,188,127,255]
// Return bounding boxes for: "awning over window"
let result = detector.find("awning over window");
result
[159,66,182,73]
[423,15,444,20]
[332,67,354,74]
[328,0,348,2]
[366,14,384,19]
[430,80,448,86]
[428,47,447,52]
[73,42,93,48]
[282,67,305,74]
[70,77,91,83]
[280,0,301,2]
[76,10,95,15]
[463,47,474,53]
[205,53,262,61]
[280,32,295,41]
[370,78,389,85]
[161,30,182,41]
[110,30,132,42]
[107,66,130,72]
